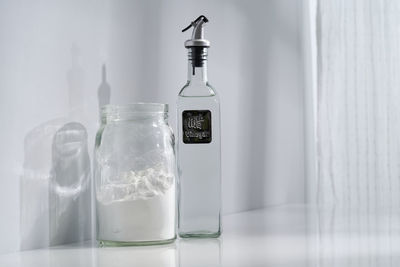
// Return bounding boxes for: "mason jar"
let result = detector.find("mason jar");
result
[94,103,176,245]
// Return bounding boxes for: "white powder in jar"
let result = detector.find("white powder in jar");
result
[96,167,175,242]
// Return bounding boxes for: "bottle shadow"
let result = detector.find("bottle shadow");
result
[97,64,111,119]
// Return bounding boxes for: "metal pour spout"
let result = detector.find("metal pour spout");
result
[182,15,210,48]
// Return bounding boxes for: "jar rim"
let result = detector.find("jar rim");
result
[101,103,168,115]
[101,103,168,122]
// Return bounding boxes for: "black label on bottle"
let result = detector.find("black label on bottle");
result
[182,110,212,144]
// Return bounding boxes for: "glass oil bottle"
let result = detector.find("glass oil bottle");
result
[177,15,221,238]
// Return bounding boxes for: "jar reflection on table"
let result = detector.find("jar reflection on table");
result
[96,242,177,267]
[94,103,176,245]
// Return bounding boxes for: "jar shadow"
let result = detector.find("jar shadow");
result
[20,120,92,250]
[49,122,92,246]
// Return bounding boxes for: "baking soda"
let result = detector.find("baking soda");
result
[96,167,175,242]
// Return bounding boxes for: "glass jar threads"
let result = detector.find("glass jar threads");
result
[94,103,176,245]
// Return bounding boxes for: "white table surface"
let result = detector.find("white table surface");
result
[1,204,400,267]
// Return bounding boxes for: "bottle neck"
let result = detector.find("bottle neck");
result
[187,47,208,84]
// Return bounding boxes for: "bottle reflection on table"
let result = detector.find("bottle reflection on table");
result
[179,238,222,267]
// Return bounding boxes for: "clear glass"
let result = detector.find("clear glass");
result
[94,103,176,246]
[177,49,222,237]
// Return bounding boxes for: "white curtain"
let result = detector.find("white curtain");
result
[312,0,400,208]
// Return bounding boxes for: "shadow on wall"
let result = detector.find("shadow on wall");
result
[98,64,111,118]
[20,120,91,250]
[105,0,161,103]
[19,45,110,250]
[49,122,91,246]
[232,0,301,210]
[20,118,67,250]
[67,44,85,118]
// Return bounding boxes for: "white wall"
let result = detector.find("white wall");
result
[0,0,305,253]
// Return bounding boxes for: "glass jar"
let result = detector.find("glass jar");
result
[94,103,176,246]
